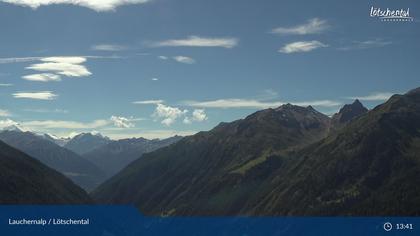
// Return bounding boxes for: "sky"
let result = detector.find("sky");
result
[0,0,419,139]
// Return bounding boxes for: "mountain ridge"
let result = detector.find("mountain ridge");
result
[93,88,420,216]
[93,103,333,214]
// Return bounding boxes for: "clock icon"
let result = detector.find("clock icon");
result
[384,222,393,232]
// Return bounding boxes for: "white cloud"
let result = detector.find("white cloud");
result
[1,56,119,82]
[183,117,192,124]
[26,56,91,77]
[271,18,329,35]
[150,36,238,48]
[0,55,116,64]
[0,0,150,11]
[153,103,188,126]
[22,73,61,82]
[173,56,196,64]
[338,39,392,51]
[133,99,164,105]
[0,109,11,117]
[158,56,168,60]
[0,83,13,87]
[279,41,328,54]
[21,119,109,129]
[13,91,57,100]
[110,116,135,128]
[151,78,159,81]
[13,91,58,100]
[191,109,207,122]
[184,99,284,109]
[41,57,86,64]
[184,98,341,109]
[347,92,394,101]
[92,44,127,51]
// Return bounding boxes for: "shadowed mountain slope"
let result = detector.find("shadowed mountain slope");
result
[0,140,91,204]
[0,131,106,191]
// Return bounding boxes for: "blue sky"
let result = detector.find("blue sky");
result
[0,0,419,139]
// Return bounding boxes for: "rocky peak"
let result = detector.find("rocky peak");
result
[332,99,368,124]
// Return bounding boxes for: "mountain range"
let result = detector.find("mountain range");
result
[0,140,91,204]
[93,88,420,216]
[64,132,111,155]
[1,87,419,215]
[0,129,183,192]
[83,136,183,179]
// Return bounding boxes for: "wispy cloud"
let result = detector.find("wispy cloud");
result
[21,119,109,129]
[346,92,394,101]
[158,56,168,60]
[279,41,328,54]
[173,56,196,64]
[338,39,392,51]
[271,18,329,35]
[184,98,340,109]
[0,109,11,117]
[150,36,238,48]
[0,0,150,12]
[0,83,13,87]
[184,99,284,109]
[0,56,41,64]
[13,91,58,100]
[0,116,145,136]
[293,100,341,107]
[23,108,68,114]
[153,103,188,126]
[151,78,159,81]
[92,44,127,51]
[22,73,61,82]
[133,99,164,105]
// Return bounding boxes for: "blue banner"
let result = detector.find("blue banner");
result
[0,206,418,236]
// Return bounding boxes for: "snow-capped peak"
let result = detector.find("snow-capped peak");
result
[2,124,25,132]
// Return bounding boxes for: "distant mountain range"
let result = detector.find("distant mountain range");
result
[41,133,71,147]
[0,140,91,204]
[64,132,111,155]
[93,88,420,216]
[83,136,183,179]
